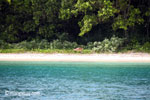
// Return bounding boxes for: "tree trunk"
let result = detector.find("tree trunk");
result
[146,0,150,41]
[146,18,150,41]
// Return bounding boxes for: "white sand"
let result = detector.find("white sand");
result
[0,53,150,62]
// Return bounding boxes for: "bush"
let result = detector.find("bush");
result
[0,37,125,53]
[48,39,80,49]
[88,36,124,53]
[0,39,80,50]
[50,39,63,49]
[63,41,78,49]
[12,40,38,50]
[140,42,150,52]
[50,40,79,49]
[130,37,141,50]
[38,39,50,49]
[0,40,12,49]
[86,42,94,49]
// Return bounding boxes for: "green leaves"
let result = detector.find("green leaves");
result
[145,8,150,17]
[59,8,71,20]
[59,0,74,19]
[78,15,98,36]
[97,0,117,22]
[31,0,61,38]
[0,0,149,44]
[59,0,117,36]
[112,15,128,31]
[74,1,93,13]
[112,7,144,31]
[91,36,124,53]
[6,0,11,4]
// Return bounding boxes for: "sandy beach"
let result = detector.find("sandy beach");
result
[0,53,150,62]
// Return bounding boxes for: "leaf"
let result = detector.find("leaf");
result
[6,0,11,4]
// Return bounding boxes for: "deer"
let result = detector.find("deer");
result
[73,47,83,53]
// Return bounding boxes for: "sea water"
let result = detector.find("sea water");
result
[0,61,150,100]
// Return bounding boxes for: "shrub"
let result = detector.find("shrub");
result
[12,40,39,50]
[50,39,63,49]
[141,42,150,52]
[63,41,78,49]
[0,39,80,50]
[49,39,79,49]
[86,42,94,49]
[17,40,37,50]
[38,39,50,49]
[13,41,29,49]
[0,40,12,49]
[90,36,124,53]
[0,37,125,53]
[130,37,141,50]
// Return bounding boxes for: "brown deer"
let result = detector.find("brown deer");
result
[73,47,83,53]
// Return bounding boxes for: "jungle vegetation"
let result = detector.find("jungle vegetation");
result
[0,0,150,53]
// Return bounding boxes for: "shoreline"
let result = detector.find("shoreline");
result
[0,53,150,62]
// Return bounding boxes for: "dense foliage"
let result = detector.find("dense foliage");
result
[88,36,124,53]
[0,0,150,52]
[0,36,125,53]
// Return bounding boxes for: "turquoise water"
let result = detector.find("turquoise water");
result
[0,62,150,100]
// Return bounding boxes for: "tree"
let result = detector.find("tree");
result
[59,0,145,38]
[31,0,61,40]
[59,0,117,36]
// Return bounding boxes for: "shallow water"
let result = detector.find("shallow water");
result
[0,62,150,100]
